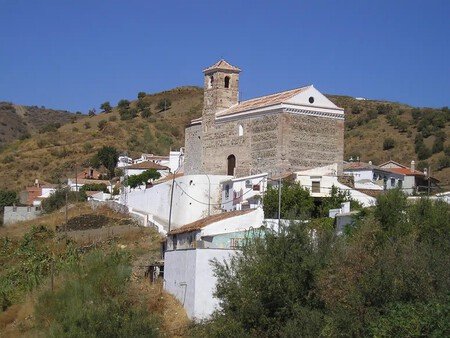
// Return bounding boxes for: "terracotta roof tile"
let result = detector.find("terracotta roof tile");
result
[216,86,311,117]
[203,59,241,73]
[125,161,169,170]
[168,209,253,235]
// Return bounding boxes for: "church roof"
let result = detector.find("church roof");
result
[216,86,311,117]
[203,59,241,73]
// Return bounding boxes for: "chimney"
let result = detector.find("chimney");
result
[368,161,372,166]
[411,160,415,172]
[35,179,39,187]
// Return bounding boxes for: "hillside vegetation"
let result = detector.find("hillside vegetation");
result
[0,87,448,191]
[0,102,74,148]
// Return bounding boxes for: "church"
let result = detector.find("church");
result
[184,60,344,178]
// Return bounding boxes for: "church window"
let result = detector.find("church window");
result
[208,76,214,89]
[238,124,244,136]
[224,76,230,88]
[227,155,236,176]
[309,96,315,104]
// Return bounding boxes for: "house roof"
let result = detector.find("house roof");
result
[384,167,426,177]
[168,209,253,235]
[216,86,311,118]
[343,162,395,175]
[125,161,169,170]
[203,59,241,74]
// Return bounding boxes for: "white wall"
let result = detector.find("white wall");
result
[221,173,267,212]
[164,249,237,320]
[123,174,229,231]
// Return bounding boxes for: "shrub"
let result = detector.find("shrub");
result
[80,183,109,193]
[39,123,61,133]
[141,108,152,119]
[137,91,146,99]
[88,108,96,116]
[117,99,130,110]
[97,119,107,131]
[41,188,86,213]
[383,137,395,150]
[35,250,160,337]
[82,142,93,154]
[417,144,431,160]
[156,98,172,111]
[0,190,18,209]
[119,109,137,120]
[2,155,14,164]
[437,155,450,170]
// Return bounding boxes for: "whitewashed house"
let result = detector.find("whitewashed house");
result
[343,161,404,191]
[220,173,267,212]
[295,163,377,207]
[164,208,265,320]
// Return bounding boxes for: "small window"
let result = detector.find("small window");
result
[312,181,320,193]
[309,96,314,104]
[390,178,395,187]
[224,76,230,88]
[238,124,243,136]
[208,75,214,89]
[225,184,230,198]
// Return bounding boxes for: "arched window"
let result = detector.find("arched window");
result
[224,76,230,88]
[238,124,243,136]
[227,155,236,176]
[208,75,214,89]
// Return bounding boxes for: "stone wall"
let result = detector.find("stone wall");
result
[196,112,344,177]
[184,124,202,175]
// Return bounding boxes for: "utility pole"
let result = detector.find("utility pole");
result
[206,174,211,216]
[278,177,282,232]
[75,164,78,202]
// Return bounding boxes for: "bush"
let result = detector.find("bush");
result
[383,137,395,150]
[119,108,137,120]
[88,108,96,116]
[417,144,432,160]
[35,250,160,337]
[137,91,146,99]
[97,119,107,131]
[141,108,152,119]
[0,190,18,209]
[39,123,61,133]
[41,188,86,213]
[437,155,450,170]
[80,183,109,193]
[117,99,130,110]
[156,98,172,111]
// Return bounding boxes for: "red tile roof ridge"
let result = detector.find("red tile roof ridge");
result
[216,85,311,117]
[168,209,254,235]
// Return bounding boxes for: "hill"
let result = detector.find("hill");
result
[0,86,448,191]
[0,102,75,148]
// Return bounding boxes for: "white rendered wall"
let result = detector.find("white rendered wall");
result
[164,249,237,320]
[123,175,229,230]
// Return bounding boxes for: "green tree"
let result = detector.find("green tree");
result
[0,190,18,209]
[117,99,130,110]
[100,101,112,113]
[94,146,119,178]
[126,169,161,189]
[156,98,171,111]
[88,108,96,117]
[263,182,314,219]
[137,91,146,99]
[141,108,152,119]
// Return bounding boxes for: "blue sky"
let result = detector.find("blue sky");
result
[0,0,448,112]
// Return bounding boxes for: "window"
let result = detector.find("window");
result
[398,180,403,188]
[238,124,244,136]
[208,75,214,89]
[172,235,177,250]
[227,155,236,176]
[309,96,315,104]
[225,184,230,198]
[224,76,230,88]
[312,181,320,193]
[245,180,252,188]
[390,178,395,187]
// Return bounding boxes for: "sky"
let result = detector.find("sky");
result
[0,0,449,112]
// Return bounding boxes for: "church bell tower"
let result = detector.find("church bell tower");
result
[202,59,240,130]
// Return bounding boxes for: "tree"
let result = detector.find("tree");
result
[117,99,130,111]
[126,169,161,189]
[94,146,119,179]
[156,98,172,111]
[137,92,146,99]
[88,108,96,117]
[141,108,152,119]
[263,181,314,219]
[0,190,18,209]
[100,101,112,113]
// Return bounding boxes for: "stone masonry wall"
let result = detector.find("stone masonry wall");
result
[184,124,203,175]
